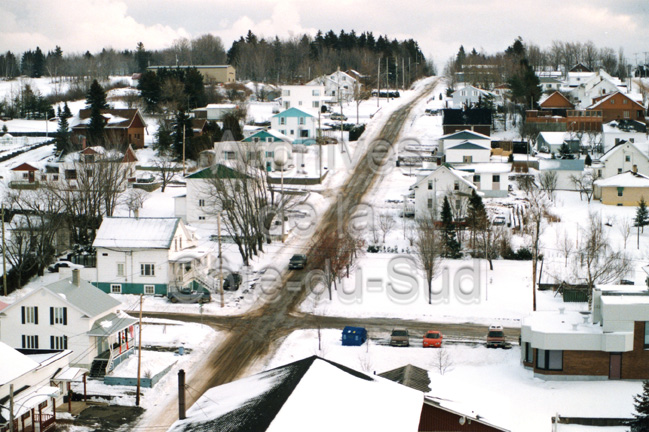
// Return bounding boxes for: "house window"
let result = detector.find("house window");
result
[111,284,122,294]
[141,263,155,277]
[312,90,320,96]
[50,307,67,325]
[524,342,533,363]
[299,117,305,125]
[536,349,562,370]
[283,90,291,96]
[454,181,460,191]
[53,174,59,181]
[618,168,623,174]
[626,155,631,162]
[427,198,433,209]
[493,175,500,183]
[473,175,481,183]
[280,117,286,125]
[265,151,274,158]
[224,151,236,160]
[144,285,156,295]
[312,101,320,108]
[300,130,309,138]
[198,199,205,207]
[290,130,295,135]
[22,335,39,349]
[644,322,649,348]
[623,99,628,104]
[624,111,630,119]
[50,335,68,350]
[428,180,433,190]
[117,263,125,277]
[618,187,624,197]
[298,101,302,106]
[21,306,38,324]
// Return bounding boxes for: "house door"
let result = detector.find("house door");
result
[609,353,622,379]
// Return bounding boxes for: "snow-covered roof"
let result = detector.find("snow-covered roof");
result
[93,217,181,249]
[538,132,573,145]
[439,130,491,141]
[538,158,585,172]
[602,119,647,134]
[46,277,121,317]
[0,342,39,385]
[446,140,491,151]
[599,141,649,163]
[454,162,512,173]
[594,171,649,188]
[87,312,138,337]
[168,356,423,432]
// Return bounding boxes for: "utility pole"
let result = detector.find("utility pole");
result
[2,203,6,296]
[178,370,186,420]
[377,58,381,107]
[9,384,14,432]
[218,213,224,308]
[280,161,285,242]
[135,294,143,406]
[182,121,186,176]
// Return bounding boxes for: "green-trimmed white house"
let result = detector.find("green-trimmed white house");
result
[92,217,212,296]
[241,129,293,171]
[270,107,316,144]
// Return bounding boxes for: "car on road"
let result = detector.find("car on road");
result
[167,288,211,304]
[390,329,409,347]
[486,325,506,348]
[289,254,307,270]
[422,331,443,348]
[47,261,83,273]
[329,113,347,121]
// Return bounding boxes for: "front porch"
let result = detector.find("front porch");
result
[88,314,138,378]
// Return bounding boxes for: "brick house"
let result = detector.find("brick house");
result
[587,92,645,124]
[71,109,147,149]
[521,285,649,379]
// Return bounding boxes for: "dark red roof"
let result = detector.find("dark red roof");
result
[11,162,38,172]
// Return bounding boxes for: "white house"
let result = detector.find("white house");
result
[308,69,358,102]
[280,85,326,111]
[192,103,238,121]
[536,132,580,154]
[570,70,623,109]
[521,284,649,379]
[538,158,585,191]
[0,342,72,432]
[411,165,480,219]
[601,120,647,153]
[0,272,137,375]
[270,107,317,144]
[445,140,491,164]
[566,71,595,88]
[596,140,649,179]
[451,85,498,108]
[454,163,511,197]
[539,77,562,93]
[92,217,212,296]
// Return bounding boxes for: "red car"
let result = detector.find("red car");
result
[423,331,443,348]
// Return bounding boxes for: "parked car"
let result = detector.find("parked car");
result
[486,325,506,348]
[329,113,348,121]
[167,288,211,304]
[47,261,82,273]
[390,329,409,347]
[492,216,506,226]
[223,273,242,291]
[289,254,307,270]
[423,331,443,348]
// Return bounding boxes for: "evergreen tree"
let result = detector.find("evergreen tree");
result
[626,380,649,431]
[221,111,244,141]
[636,197,649,234]
[184,67,206,109]
[467,190,488,250]
[137,71,161,112]
[441,196,462,258]
[585,154,592,166]
[135,42,149,73]
[55,106,72,154]
[32,47,45,78]
[86,80,109,144]
[559,142,571,158]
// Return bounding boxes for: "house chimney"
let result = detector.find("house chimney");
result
[81,136,87,150]
[134,208,139,219]
[72,269,81,287]
[633,164,638,173]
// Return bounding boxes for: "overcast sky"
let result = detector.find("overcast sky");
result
[2,0,649,70]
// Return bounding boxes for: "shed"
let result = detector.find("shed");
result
[341,326,367,346]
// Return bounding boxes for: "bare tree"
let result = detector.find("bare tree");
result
[431,347,454,375]
[570,171,595,203]
[153,151,179,193]
[413,214,442,305]
[575,213,631,304]
[524,182,550,311]
[617,216,632,250]
[539,171,558,201]
[377,213,396,244]
[123,189,149,217]
[558,229,574,268]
